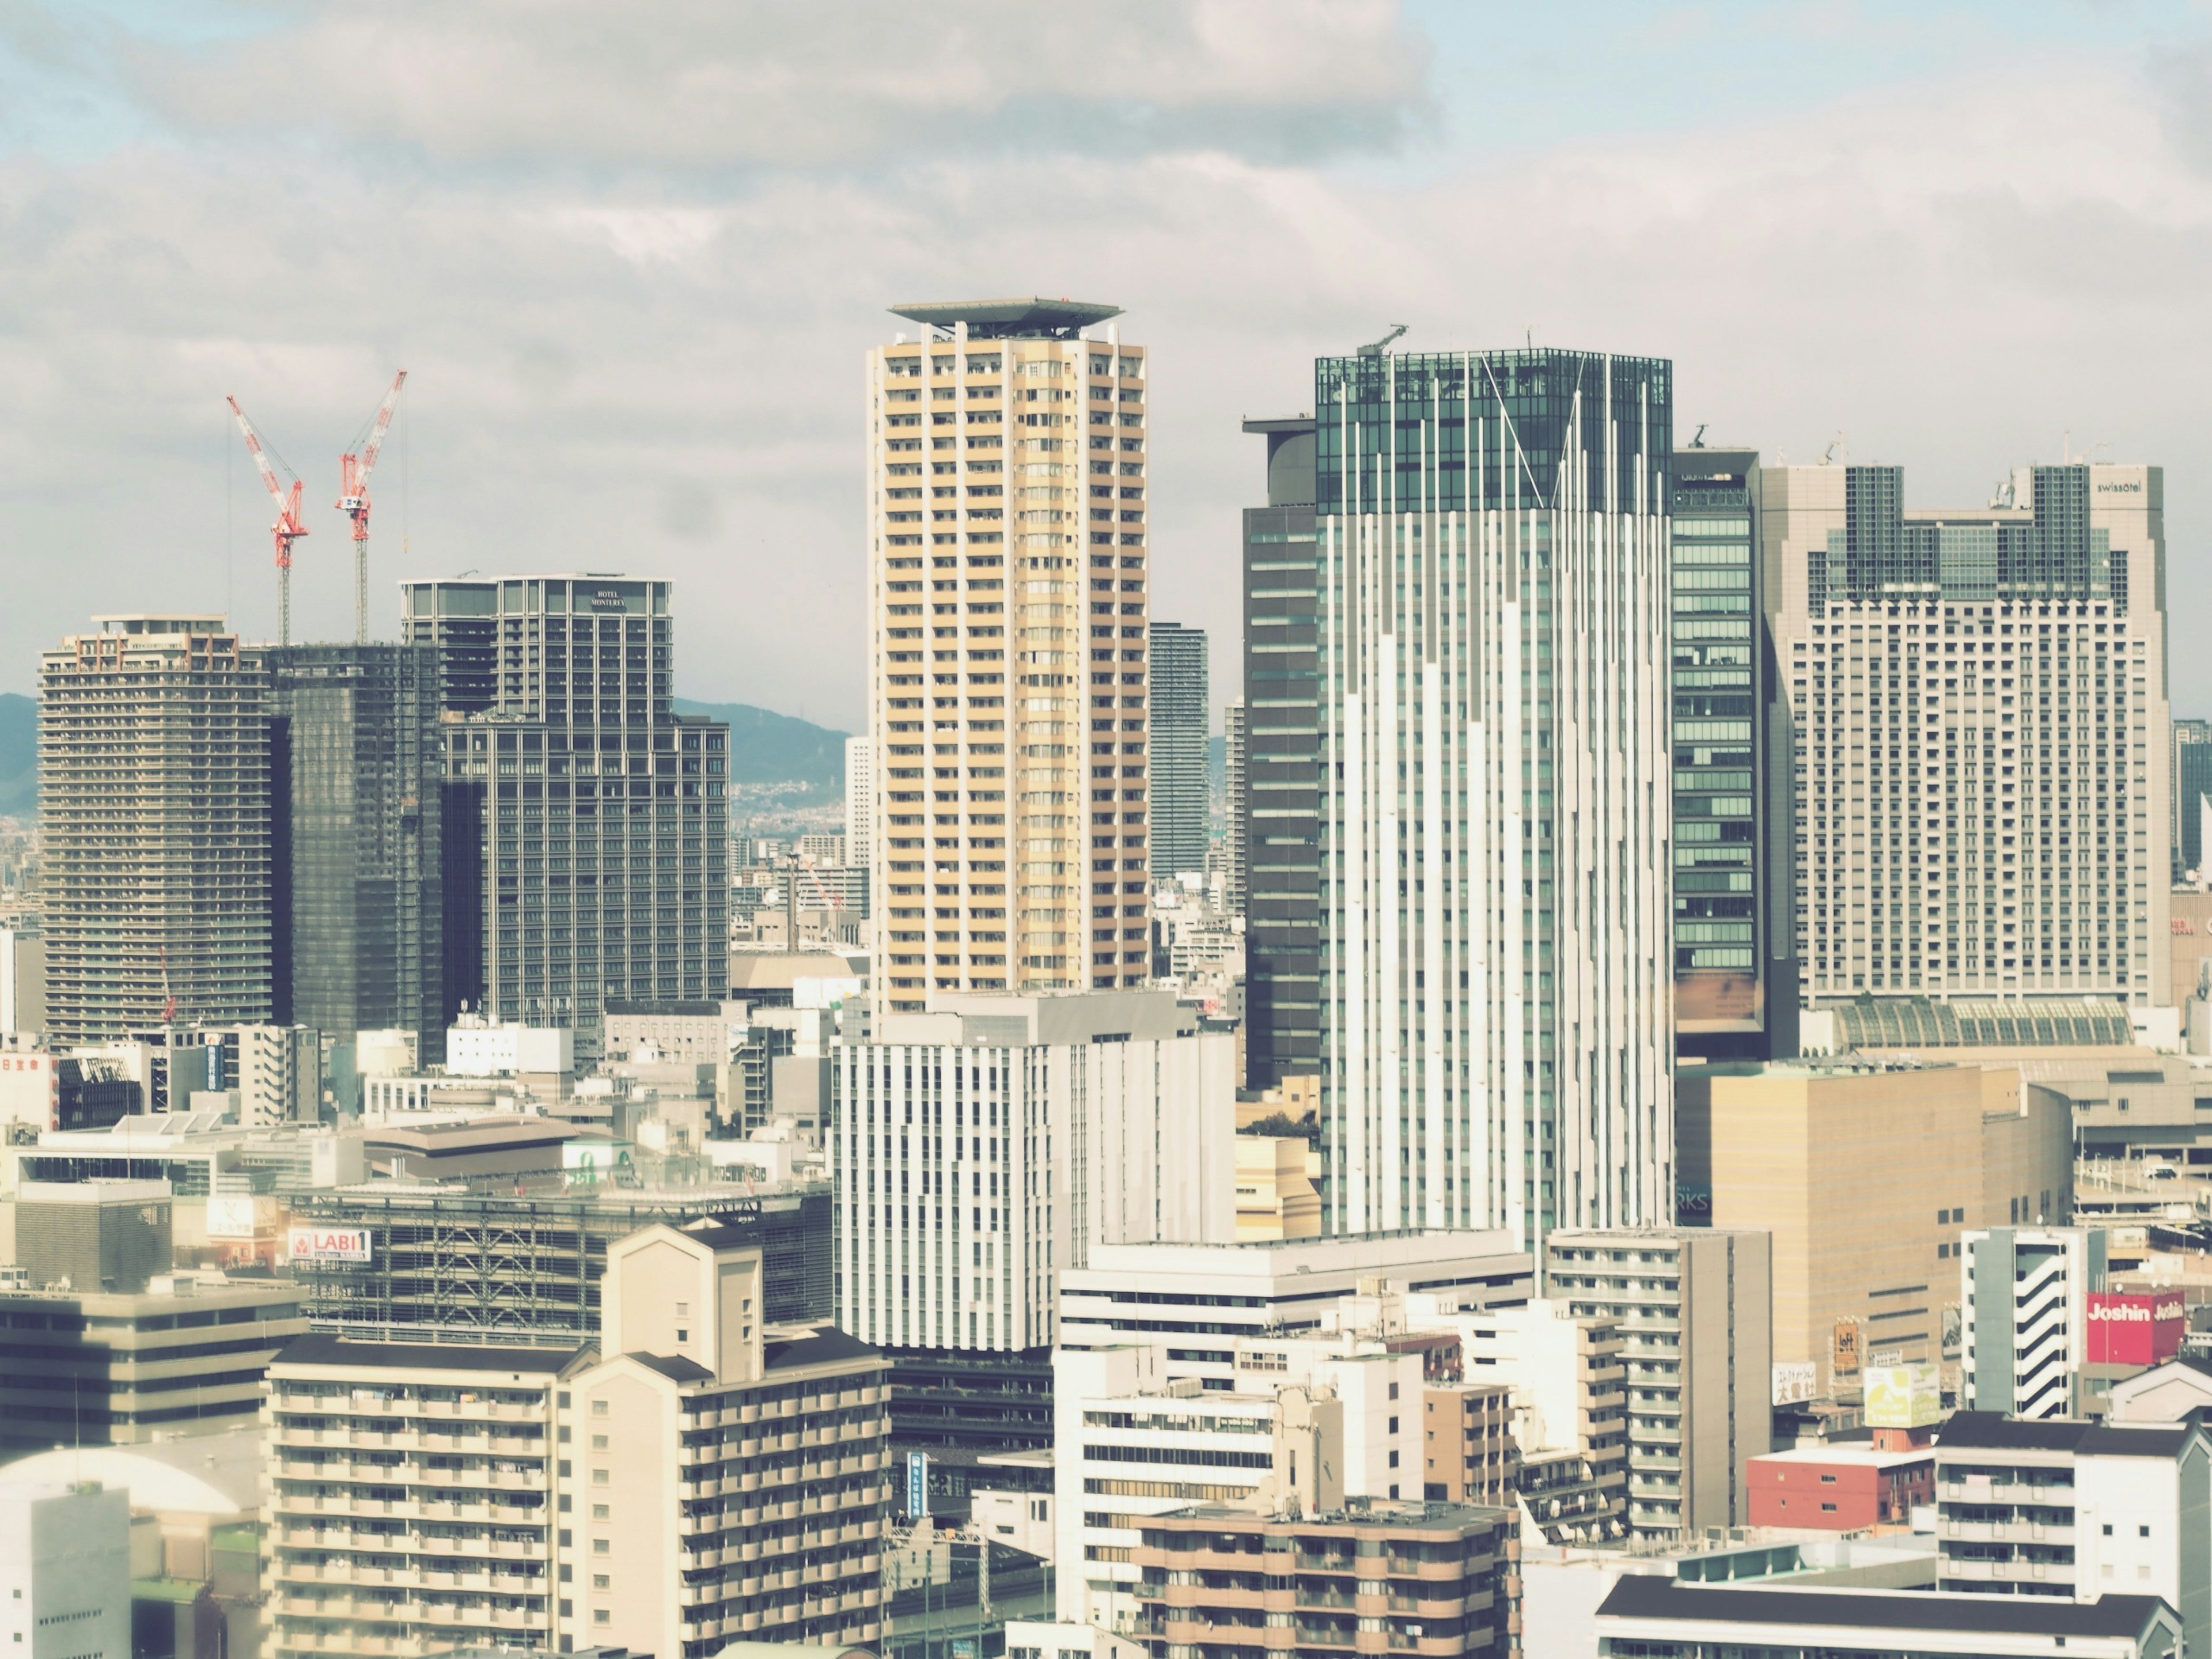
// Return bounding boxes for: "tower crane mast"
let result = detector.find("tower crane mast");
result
[338,370,409,643]
[226,395,309,646]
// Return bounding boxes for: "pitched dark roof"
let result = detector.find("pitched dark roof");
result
[1597,1576,2171,1637]
[275,1331,588,1375]
[763,1324,880,1373]
[627,1351,714,1383]
[1935,1411,2092,1452]
[2078,1423,2196,1458]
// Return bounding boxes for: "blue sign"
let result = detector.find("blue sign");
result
[907,1450,930,1519]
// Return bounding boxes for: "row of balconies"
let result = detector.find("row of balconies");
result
[676,1424,881,1465]
[681,1592,878,1642]
[676,1487,885,1535]
[276,1456,547,1488]
[683,1453,887,1494]
[680,1388,884,1429]
[271,1493,547,1521]
[1944,1520,2075,1544]
[270,1396,546,1423]
[683,1521,878,1566]
[277,1532,542,1558]
[275,1423,546,1452]
[276,1592,544,1625]
[271,1562,546,1593]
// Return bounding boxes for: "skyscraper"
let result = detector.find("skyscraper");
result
[2173,717,2212,881]
[1147,621,1208,880]
[39,616,272,1045]
[1222,695,1248,916]
[1317,347,1673,1245]
[400,575,730,1055]
[1669,445,1796,1060]
[864,298,1150,1013]
[1241,414,1321,1090]
[267,644,445,1074]
[1768,463,2169,1006]
[844,734,874,870]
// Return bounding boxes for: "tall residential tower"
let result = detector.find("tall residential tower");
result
[39,616,272,1045]
[1317,347,1674,1247]
[865,299,1150,1013]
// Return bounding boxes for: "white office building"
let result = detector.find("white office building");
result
[844,737,873,873]
[1057,1229,1532,1389]
[1315,346,1674,1246]
[831,990,1234,1352]
[0,1475,130,1659]
[1961,1225,2107,1419]
[1768,461,2169,1006]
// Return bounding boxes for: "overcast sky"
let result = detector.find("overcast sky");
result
[4,0,2210,733]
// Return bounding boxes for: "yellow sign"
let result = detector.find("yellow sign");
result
[1864,1361,1942,1429]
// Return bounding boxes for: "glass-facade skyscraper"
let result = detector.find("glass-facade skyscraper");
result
[400,575,730,1057]
[2174,718,2212,881]
[1316,347,1675,1247]
[1241,415,1321,1091]
[268,643,446,1074]
[1147,622,1209,880]
[1669,446,1795,1060]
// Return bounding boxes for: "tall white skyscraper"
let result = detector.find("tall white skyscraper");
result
[1768,463,2169,1006]
[844,734,874,870]
[1317,347,1674,1248]
[864,298,1152,1013]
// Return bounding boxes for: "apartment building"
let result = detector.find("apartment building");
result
[1547,1228,1771,1538]
[1420,1384,1518,1510]
[1934,1411,2210,1653]
[262,1333,587,1657]
[1132,1501,1518,1659]
[865,298,1150,1012]
[1961,1226,2107,1419]
[0,1272,306,1455]
[1768,461,2171,1007]
[0,1475,131,1659]
[1221,697,1248,918]
[559,1223,889,1658]
[39,615,271,1045]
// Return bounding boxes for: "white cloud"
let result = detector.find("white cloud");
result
[5,16,2212,733]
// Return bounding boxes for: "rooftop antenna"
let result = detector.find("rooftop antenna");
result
[1357,323,1407,358]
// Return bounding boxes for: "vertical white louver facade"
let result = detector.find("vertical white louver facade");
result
[1317,349,1673,1251]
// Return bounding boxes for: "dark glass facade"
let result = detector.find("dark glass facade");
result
[1241,416,1320,1091]
[268,644,446,1074]
[1816,464,2116,607]
[400,576,731,1060]
[1147,622,1210,880]
[1671,449,1794,1060]
[2175,718,2212,881]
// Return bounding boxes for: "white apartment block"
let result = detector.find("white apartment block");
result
[1547,1228,1771,1539]
[844,737,874,874]
[1316,349,1674,1245]
[0,1476,130,1659]
[1934,1411,2209,1651]
[262,1333,588,1657]
[233,1025,320,1126]
[831,990,1234,1353]
[1961,1226,2106,1420]
[1056,1230,1532,1389]
[446,1018,574,1078]
[1768,461,2169,1005]
[866,298,1151,1012]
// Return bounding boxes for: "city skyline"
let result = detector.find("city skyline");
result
[7,6,2212,733]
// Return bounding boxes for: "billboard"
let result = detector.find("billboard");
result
[906,1451,930,1520]
[2088,1292,2186,1366]
[1832,1316,1864,1383]
[1772,1361,1817,1406]
[287,1225,373,1264]
[206,1195,262,1240]
[1864,1360,1942,1428]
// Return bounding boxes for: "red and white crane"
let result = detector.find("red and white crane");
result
[226,395,309,646]
[338,370,408,643]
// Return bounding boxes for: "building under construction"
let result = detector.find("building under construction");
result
[39,616,272,1046]
[286,1183,831,1343]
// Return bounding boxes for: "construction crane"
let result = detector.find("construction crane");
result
[338,370,409,643]
[226,395,309,646]
[1357,323,1408,358]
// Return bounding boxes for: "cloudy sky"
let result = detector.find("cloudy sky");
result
[3,0,2210,733]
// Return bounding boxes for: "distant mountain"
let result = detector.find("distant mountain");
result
[673,699,849,789]
[0,694,32,819]
[0,692,844,811]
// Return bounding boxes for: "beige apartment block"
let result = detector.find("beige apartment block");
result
[866,298,1150,1012]
[262,1333,589,1658]
[39,615,271,1044]
[559,1221,890,1659]
[1677,1059,2071,1393]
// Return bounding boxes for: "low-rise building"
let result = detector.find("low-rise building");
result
[1934,1410,2207,1651]
[1132,1501,1517,1659]
[262,1334,587,1657]
[1747,1440,1934,1531]
[1595,1578,2181,1659]
[1233,1135,1319,1241]
[0,1272,307,1455]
